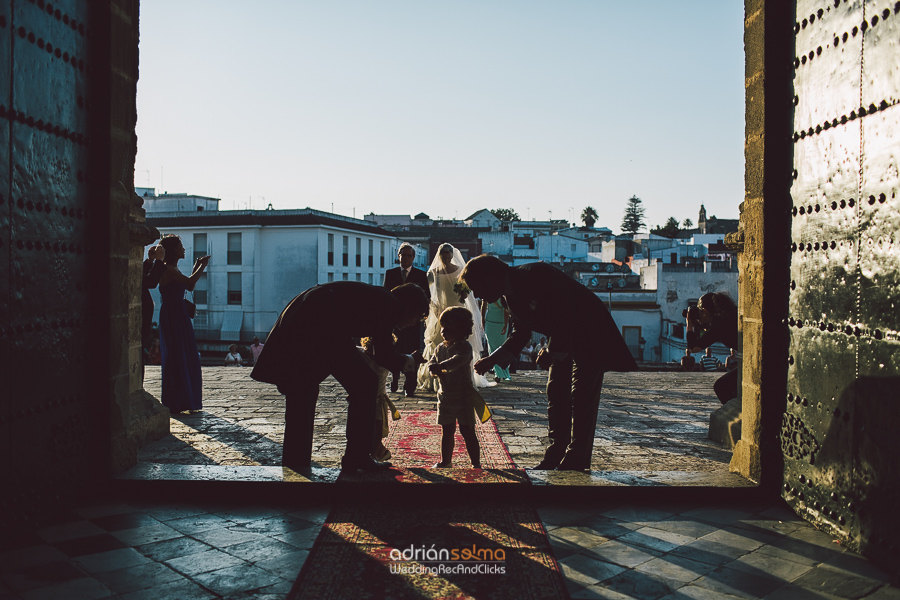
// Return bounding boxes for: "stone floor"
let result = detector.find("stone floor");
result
[138,367,746,486]
[1,496,897,599]
[3,368,896,599]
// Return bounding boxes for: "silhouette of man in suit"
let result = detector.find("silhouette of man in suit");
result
[251,282,428,472]
[382,243,430,397]
[461,255,637,471]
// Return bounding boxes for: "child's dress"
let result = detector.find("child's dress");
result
[360,348,398,437]
[430,340,491,426]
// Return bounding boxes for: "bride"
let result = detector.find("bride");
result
[417,243,494,390]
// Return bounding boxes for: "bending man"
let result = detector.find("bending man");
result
[251,281,428,472]
[461,256,636,471]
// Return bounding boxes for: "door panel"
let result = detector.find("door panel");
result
[787,0,900,566]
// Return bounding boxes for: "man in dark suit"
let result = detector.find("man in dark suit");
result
[461,255,637,471]
[251,282,429,472]
[382,243,430,397]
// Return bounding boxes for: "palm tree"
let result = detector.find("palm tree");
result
[581,206,598,228]
[683,218,694,229]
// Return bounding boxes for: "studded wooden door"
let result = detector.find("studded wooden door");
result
[1,0,97,533]
[788,0,900,563]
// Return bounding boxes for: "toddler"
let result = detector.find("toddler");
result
[359,337,399,462]
[428,307,490,468]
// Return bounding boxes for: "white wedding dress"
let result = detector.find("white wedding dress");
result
[417,246,494,391]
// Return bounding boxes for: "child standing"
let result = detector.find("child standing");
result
[359,337,399,463]
[428,307,488,469]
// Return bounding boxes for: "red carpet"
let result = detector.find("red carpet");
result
[338,411,528,484]
[385,411,515,469]
[288,504,568,600]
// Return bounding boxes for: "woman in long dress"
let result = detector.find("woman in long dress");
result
[481,299,511,382]
[157,235,209,413]
[417,243,494,390]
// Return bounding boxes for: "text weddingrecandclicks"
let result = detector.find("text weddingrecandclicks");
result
[388,544,507,575]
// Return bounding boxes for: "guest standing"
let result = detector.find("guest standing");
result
[249,337,265,365]
[383,243,429,396]
[461,255,637,471]
[147,338,162,366]
[141,244,166,370]
[157,235,209,414]
[481,299,511,382]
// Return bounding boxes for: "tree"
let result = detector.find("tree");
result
[682,218,694,229]
[620,195,646,235]
[581,206,598,228]
[651,217,681,239]
[490,208,520,222]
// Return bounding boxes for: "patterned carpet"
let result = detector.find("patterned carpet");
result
[287,503,568,600]
[337,411,528,484]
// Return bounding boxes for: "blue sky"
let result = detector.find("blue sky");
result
[135,1,745,233]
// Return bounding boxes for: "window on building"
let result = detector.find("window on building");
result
[227,233,242,265]
[380,241,385,268]
[368,239,373,267]
[356,238,362,267]
[571,244,576,252]
[193,233,207,263]
[327,272,334,282]
[356,273,362,281]
[342,236,349,267]
[368,273,373,284]
[194,273,208,305]
[342,273,349,281]
[227,272,242,305]
[327,233,334,266]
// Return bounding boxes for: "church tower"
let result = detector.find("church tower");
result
[698,204,708,234]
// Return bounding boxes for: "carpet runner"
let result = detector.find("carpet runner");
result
[338,411,528,484]
[287,503,568,600]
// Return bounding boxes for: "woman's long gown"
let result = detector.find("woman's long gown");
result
[158,280,203,412]
[483,300,511,381]
[417,269,492,390]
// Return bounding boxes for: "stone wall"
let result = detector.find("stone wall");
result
[730,0,793,488]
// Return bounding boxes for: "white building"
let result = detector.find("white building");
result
[146,200,419,344]
[639,259,739,364]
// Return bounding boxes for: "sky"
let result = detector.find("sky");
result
[135,1,745,234]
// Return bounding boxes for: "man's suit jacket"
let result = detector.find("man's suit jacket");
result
[383,266,429,296]
[495,262,637,373]
[383,266,429,354]
[251,282,412,393]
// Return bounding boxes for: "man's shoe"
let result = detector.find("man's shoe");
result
[557,458,590,472]
[433,461,452,468]
[341,455,392,472]
[528,457,562,470]
[404,390,416,398]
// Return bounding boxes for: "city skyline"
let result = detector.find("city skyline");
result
[135,1,745,234]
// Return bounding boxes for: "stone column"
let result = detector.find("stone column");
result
[730,0,793,488]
